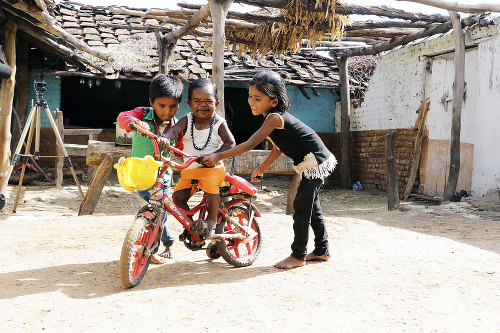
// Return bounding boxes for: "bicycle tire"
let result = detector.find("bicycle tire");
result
[216,206,261,267]
[119,216,159,288]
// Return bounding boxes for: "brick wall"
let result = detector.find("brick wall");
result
[327,129,417,195]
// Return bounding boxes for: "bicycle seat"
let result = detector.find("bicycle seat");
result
[223,174,258,196]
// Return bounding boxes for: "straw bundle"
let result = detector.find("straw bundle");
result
[226,0,351,58]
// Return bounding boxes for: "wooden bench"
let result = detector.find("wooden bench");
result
[54,111,102,188]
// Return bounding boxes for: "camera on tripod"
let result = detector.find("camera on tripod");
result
[34,81,46,92]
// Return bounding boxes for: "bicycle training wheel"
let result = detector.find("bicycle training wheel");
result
[119,216,159,288]
[216,206,261,267]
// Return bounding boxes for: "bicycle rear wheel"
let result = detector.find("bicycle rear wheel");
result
[216,206,261,267]
[119,216,159,288]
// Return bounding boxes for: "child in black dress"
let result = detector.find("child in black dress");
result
[203,71,337,269]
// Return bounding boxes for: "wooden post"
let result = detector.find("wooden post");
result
[443,11,465,202]
[286,173,301,215]
[0,20,17,186]
[54,110,64,189]
[333,56,351,189]
[78,153,113,216]
[385,131,400,210]
[404,98,430,200]
[208,0,233,119]
[13,39,29,147]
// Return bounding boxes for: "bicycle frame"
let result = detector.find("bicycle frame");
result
[120,124,262,287]
[131,123,260,244]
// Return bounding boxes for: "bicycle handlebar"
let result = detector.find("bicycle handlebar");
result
[129,123,201,170]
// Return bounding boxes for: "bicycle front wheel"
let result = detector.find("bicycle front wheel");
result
[119,217,159,288]
[216,206,261,267]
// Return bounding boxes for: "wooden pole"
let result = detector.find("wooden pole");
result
[78,153,113,216]
[208,0,233,119]
[333,56,351,190]
[0,20,17,186]
[334,14,481,58]
[443,11,465,202]
[54,110,64,189]
[404,98,430,200]
[385,131,400,210]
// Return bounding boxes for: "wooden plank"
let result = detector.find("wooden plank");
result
[64,143,89,156]
[404,98,430,200]
[385,131,400,210]
[78,153,113,216]
[63,128,102,136]
[86,140,131,166]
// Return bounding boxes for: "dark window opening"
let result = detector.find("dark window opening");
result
[224,86,266,149]
[60,77,149,129]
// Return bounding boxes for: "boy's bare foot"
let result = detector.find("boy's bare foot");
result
[305,252,330,261]
[274,256,305,269]
[206,220,216,239]
[150,247,172,265]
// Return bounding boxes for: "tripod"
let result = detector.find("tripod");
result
[0,80,84,212]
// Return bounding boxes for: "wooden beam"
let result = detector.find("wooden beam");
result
[208,0,233,119]
[332,14,481,57]
[443,11,465,202]
[0,20,17,186]
[333,56,351,190]
[78,153,113,216]
[162,3,211,45]
[17,28,106,73]
[233,0,450,22]
[396,0,500,13]
[404,98,430,200]
[385,130,400,210]
[4,0,109,60]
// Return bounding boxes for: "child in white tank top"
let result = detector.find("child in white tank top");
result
[160,78,235,238]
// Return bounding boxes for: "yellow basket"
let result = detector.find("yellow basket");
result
[114,155,163,191]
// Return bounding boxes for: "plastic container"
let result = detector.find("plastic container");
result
[114,155,163,191]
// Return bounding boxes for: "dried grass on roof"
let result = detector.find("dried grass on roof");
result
[226,0,351,58]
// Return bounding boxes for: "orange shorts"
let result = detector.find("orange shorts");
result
[174,164,225,195]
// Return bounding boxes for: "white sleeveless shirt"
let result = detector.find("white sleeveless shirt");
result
[183,112,225,169]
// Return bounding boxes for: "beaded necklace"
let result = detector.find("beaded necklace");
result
[191,113,215,151]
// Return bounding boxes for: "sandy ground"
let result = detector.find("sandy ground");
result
[1,175,499,332]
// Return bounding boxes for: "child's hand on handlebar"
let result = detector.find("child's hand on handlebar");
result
[134,121,149,134]
[201,153,219,167]
[251,170,263,182]
[157,136,171,149]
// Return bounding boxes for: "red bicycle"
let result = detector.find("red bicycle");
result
[117,124,262,288]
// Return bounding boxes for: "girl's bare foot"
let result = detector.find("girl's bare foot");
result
[151,247,172,264]
[305,252,329,261]
[274,256,305,269]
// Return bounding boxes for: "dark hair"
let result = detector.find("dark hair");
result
[149,74,183,102]
[187,77,218,101]
[249,71,289,113]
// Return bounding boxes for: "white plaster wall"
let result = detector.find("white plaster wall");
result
[348,46,427,131]
[347,21,500,196]
[472,25,500,196]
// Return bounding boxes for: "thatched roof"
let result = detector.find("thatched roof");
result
[1,0,497,93]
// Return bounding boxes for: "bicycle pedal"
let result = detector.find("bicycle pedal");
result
[191,219,207,235]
